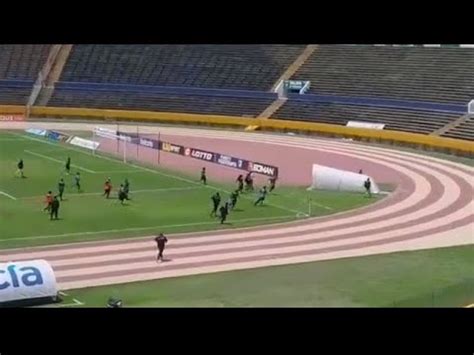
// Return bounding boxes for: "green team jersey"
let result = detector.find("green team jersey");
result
[74,175,80,183]
[58,181,65,191]
[258,189,267,199]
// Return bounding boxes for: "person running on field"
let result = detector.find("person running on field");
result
[244,172,254,192]
[16,158,25,178]
[269,177,277,193]
[118,184,127,205]
[74,172,81,192]
[58,178,66,201]
[50,196,60,220]
[254,186,268,206]
[200,167,207,185]
[210,192,221,217]
[123,178,130,200]
[236,174,244,193]
[230,190,239,210]
[154,233,168,262]
[44,191,53,211]
[364,178,372,197]
[65,157,71,175]
[219,204,229,224]
[103,178,112,199]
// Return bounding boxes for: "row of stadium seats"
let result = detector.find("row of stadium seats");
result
[273,100,461,134]
[292,45,474,105]
[0,45,51,81]
[48,88,274,117]
[60,45,305,91]
[442,116,474,141]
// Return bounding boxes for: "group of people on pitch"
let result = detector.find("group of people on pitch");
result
[103,177,130,204]
[208,170,277,224]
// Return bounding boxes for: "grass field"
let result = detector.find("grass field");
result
[0,131,382,249]
[61,245,474,307]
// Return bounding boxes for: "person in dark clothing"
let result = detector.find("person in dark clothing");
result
[210,192,221,217]
[200,167,207,185]
[16,159,24,178]
[236,175,244,193]
[123,178,130,199]
[245,172,254,191]
[219,204,228,224]
[154,233,168,262]
[254,186,268,206]
[50,196,60,220]
[230,190,239,210]
[58,179,65,201]
[364,178,372,197]
[269,177,277,192]
[65,157,71,175]
[118,184,126,205]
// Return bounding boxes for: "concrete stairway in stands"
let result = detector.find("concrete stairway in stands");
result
[431,113,470,136]
[35,45,73,106]
[270,45,319,92]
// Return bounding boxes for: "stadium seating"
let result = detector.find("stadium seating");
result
[273,99,461,134]
[291,45,474,104]
[59,45,305,91]
[0,45,51,104]
[442,116,474,141]
[48,87,275,117]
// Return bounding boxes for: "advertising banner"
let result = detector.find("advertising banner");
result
[0,114,24,122]
[0,260,58,304]
[46,130,70,142]
[69,137,100,150]
[160,141,184,155]
[247,161,279,178]
[346,121,385,130]
[216,153,248,170]
[184,147,216,162]
[25,128,47,137]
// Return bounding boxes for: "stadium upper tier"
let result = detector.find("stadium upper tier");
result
[0,45,51,81]
[59,45,305,91]
[291,45,474,104]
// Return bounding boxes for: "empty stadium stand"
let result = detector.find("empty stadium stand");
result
[0,45,51,104]
[273,99,462,134]
[59,45,305,91]
[442,116,474,141]
[291,45,474,105]
[48,86,275,117]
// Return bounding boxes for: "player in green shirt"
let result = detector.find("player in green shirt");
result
[58,178,66,201]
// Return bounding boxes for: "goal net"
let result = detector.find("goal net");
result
[91,126,160,166]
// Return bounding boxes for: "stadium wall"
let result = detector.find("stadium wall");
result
[0,105,472,156]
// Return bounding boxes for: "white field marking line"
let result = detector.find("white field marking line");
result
[309,200,333,211]
[0,214,296,242]
[465,303,474,308]
[0,138,27,141]
[0,190,17,200]
[20,186,203,200]
[24,149,96,174]
[94,169,143,174]
[20,133,308,217]
[58,291,84,306]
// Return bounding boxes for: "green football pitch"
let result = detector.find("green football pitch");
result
[0,130,383,249]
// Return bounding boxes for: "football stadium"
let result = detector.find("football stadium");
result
[0,44,472,308]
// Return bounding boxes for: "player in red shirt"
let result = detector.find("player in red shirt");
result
[103,178,112,199]
[43,191,53,212]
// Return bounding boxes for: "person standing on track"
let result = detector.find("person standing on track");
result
[154,233,168,262]
[364,178,372,198]
[200,167,207,185]
[58,178,66,201]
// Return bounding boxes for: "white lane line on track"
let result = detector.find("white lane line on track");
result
[0,214,296,242]
[0,190,17,200]
[19,133,310,217]
[20,186,203,200]
[24,149,96,174]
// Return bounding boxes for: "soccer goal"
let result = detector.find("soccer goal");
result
[92,126,161,166]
